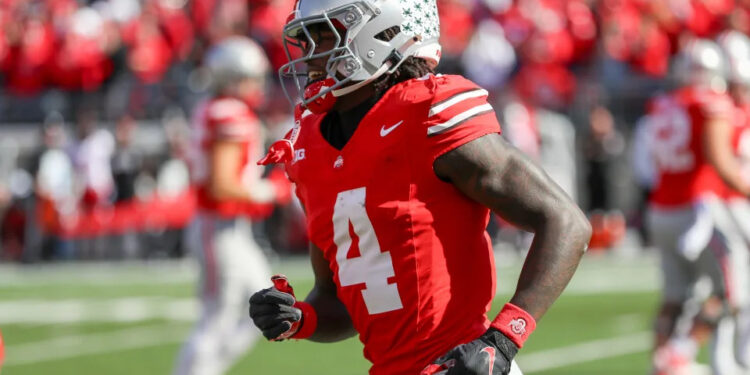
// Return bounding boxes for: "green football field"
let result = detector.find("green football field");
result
[0,252,671,374]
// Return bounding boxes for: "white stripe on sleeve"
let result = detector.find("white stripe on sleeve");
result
[427,103,493,136]
[429,89,488,117]
[216,123,253,138]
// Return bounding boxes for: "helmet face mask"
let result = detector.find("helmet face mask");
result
[281,7,356,97]
[280,2,378,107]
[279,0,441,110]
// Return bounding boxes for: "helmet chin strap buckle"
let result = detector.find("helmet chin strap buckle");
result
[385,36,420,73]
[384,49,403,68]
[331,63,390,97]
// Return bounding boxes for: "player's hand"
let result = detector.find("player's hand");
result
[421,328,518,375]
[249,275,302,341]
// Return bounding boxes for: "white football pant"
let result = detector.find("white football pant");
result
[648,197,750,375]
[174,214,271,375]
[727,198,750,370]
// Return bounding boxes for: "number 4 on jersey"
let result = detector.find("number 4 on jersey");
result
[332,187,403,315]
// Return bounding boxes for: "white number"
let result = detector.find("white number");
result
[332,187,403,314]
[650,102,695,173]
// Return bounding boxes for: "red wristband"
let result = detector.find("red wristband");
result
[291,301,318,340]
[490,303,537,348]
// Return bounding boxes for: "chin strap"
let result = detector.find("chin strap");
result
[331,36,420,97]
[331,63,389,97]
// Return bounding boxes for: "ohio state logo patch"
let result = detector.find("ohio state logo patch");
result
[333,155,344,169]
[509,318,527,335]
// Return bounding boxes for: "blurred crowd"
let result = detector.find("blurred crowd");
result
[1,0,750,261]
[0,0,297,121]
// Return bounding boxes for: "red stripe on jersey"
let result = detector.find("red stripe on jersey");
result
[709,238,734,308]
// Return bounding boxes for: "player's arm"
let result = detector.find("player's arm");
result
[435,133,590,319]
[304,242,357,342]
[704,118,750,196]
[210,139,277,203]
[424,133,590,375]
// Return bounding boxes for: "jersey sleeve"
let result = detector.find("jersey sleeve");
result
[421,76,502,160]
[205,98,259,142]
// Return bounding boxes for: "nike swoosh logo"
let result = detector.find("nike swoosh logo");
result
[482,346,496,375]
[380,120,404,137]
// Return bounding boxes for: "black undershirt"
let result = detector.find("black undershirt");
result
[320,93,382,150]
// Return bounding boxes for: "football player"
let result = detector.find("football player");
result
[248,0,592,374]
[173,37,289,375]
[644,38,750,375]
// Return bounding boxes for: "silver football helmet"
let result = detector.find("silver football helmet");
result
[279,0,442,107]
[205,36,270,89]
[718,31,750,86]
[672,38,728,89]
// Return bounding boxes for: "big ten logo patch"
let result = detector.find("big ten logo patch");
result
[294,148,306,163]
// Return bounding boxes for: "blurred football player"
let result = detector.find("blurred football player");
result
[173,36,288,375]
[718,30,750,370]
[248,0,592,374]
[644,38,750,375]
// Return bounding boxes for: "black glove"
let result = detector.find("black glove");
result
[422,328,519,375]
[249,287,302,341]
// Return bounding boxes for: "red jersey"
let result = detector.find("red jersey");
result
[284,74,501,374]
[649,87,734,206]
[726,103,750,200]
[191,97,271,218]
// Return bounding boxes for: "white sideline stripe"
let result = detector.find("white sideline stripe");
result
[427,103,493,135]
[0,297,197,324]
[0,261,658,295]
[429,88,488,116]
[3,325,188,367]
[519,332,651,372]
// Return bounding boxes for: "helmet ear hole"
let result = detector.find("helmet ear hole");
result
[374,26,401,42]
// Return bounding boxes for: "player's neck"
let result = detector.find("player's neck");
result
[333,82,376,112]
[320,85,381,150]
